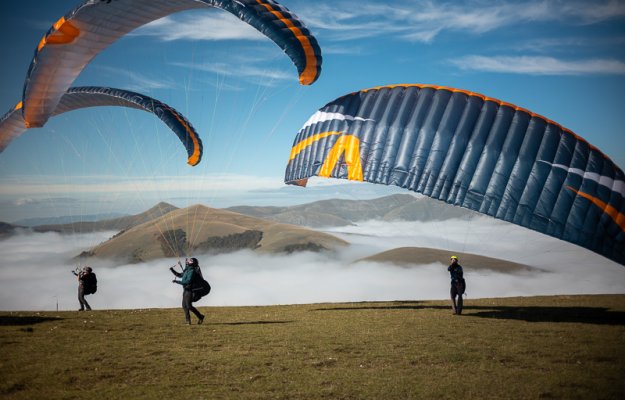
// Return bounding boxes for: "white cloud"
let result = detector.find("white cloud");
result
[0,217,622,311]
[558,0,625,24]
[322,44,368,56]
[301,1,625,43]
[135,12,267,42]
[169,61,293,86]
[94,15,295,89]
[0,174,288,221]
[13,197,37,207]
[449,55,625,75]
[93,66,177,92]
[0,174,284,196]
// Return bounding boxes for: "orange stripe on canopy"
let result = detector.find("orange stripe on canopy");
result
[161,104,201,166]
[567,186,625,232]
[255,0,318,85]
[37,17,80,52]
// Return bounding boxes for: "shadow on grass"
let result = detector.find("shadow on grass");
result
[211,320,294,326]
[313,302,625,326]
[312,301,446,312]
[0,315,63,326]
[467,306,625,326]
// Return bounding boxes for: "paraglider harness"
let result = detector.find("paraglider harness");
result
[191,267,211,302]
[453,277,466,296]
[73,267,97,295]
[171,261,211,302]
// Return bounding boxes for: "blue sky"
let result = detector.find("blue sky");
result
[1,0,624,222]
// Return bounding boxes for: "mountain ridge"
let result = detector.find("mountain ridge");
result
[1,195,532,269]
[226,194,475,228]
[83,204,348,263]
[32,202,178,234]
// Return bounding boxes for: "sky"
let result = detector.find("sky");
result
[0,1,624,309]
[0,0,624,221]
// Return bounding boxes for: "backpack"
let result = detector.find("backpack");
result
[191,277,211,302]
[455,278,466,295]
[83,272,97,295]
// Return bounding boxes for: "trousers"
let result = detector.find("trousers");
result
[182,289,203,323]
[450,280,465,314]
[78,285,91,311]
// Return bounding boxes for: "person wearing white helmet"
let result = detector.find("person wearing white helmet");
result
[447,256,466,315]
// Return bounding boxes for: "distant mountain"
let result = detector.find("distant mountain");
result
[27,194,475,235]
[15,213,128,227]
[32,202,178,234]
[83,204,348,263]
[357,247,539,273]
[0,222,26,238]
[226,194,475,228]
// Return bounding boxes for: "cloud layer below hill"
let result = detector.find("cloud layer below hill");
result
[0,217,623,311]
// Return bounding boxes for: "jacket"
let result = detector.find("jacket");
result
[448,263,464,282]
[173,266,195,290]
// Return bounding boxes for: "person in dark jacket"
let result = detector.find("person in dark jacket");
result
[447,256,466,315]
[72,266,96,311]
[170,258,205,325]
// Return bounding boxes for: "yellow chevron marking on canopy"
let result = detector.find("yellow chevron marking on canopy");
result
[319,134,363,181]
[289,131,342,161]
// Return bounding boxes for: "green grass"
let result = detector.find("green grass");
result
[1,295,624,399]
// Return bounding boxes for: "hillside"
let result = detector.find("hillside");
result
[1,295,624,399]
[84,204,348,262]
[357,246,539,273]
[32,202,178,234]
[227,193,475,228]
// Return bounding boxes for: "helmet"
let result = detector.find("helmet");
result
[450,255,458,260]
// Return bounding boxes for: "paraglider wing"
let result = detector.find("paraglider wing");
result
[22,0,322,128]
[1,86,202,166]
[0,102,27,153]
[285,84,625,266]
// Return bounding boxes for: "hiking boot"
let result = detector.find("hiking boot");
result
[198,315,205,325]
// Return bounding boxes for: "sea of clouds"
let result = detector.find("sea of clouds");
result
[0,217,623,311]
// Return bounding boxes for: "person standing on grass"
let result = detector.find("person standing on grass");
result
[447,255,466,315]
[170,257,205,325]
[72,266,97,311]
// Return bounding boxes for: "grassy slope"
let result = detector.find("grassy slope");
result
[1,295,624,399]
[357,247,538,273]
